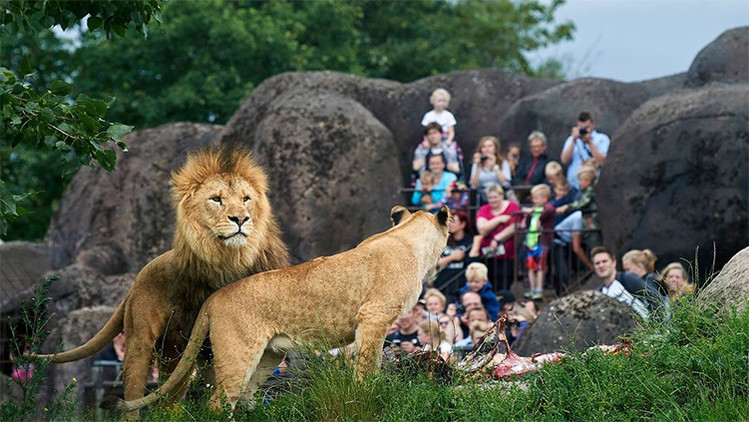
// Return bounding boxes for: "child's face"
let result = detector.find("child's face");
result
[417,328,432,345]
[554,184,569,199]
[431,95,448,111]
[531,191,548,207]
[466,277,486,293]
[578,175,593,189]
[425,296,444,315]
[547,172,562,186]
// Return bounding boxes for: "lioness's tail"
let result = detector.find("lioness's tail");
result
[25,301,126,363]
[101,309,211,413]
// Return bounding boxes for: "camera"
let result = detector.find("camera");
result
[455,304,466,314]
[579,127,589,136]
[480,154,488,161]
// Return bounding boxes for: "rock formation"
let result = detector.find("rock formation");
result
[513,290,639,355]
[699,246,749,314]
[686,26,749,87]
[597,84,748,269]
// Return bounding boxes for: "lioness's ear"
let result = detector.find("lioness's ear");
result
[436,205,450,227]
[390,206,411,226]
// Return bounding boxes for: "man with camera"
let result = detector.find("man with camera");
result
[560,111,610,189]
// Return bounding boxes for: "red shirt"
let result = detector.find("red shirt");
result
[476,201,521,259]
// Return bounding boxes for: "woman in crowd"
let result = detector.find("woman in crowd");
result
[469,136,512,204]
[660,262,695,301]
[433,209,473,300]
[471,183,520,291]
[622,249,667,296]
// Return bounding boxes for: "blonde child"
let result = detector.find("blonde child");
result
[460,262,500,320]
[556,166,601,248]
[544,161,564,187]
[422,288,447,320]
[421,88,457,144]
[418,170,437,207]
[522,184,555,300]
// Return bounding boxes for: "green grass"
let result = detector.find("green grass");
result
[143,298,749,422]
[4,287,748,422]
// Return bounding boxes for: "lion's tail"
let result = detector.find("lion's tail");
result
[25,300,126,363]
[102,308,211,414]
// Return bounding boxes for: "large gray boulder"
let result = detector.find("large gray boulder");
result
[513,290,639,355]
[699,246,749,314]
[246,89,401,260]
[687,26,749,87]
[598,84,749,270]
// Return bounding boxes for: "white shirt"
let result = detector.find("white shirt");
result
[561,130,610,189]
[422,109,457,135]
[601,279,649,320]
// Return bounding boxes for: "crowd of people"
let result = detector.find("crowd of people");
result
[386,88,699,359]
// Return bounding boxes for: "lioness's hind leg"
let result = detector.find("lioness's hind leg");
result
[238,349,285,408]
[354,305,399,381]
[210,333,269,413]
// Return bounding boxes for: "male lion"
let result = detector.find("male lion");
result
[104,206,450,415]
[32,148,289,416]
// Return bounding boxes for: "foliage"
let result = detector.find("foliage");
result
[0,275,77,422]
[71,0,574,129]
[1,0,160,37]
[0,0,164,238]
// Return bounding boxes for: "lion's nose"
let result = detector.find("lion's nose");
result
[228,215,249,227]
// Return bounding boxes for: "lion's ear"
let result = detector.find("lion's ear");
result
[390,206,411,226]
[436,205,450,227]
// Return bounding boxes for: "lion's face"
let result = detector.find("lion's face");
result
[190,175,260,249]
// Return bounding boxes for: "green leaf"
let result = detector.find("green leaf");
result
[112,24,126,37]
[106,124,133,141]
[75,94,108,117]
[57,123,74,135]
[50,80,72,96]
[19,57,33,76]
[40,107,55,122]
[79,114,98,133]
[87,16,103,30]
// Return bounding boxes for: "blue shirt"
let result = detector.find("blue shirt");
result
[561,130,610,189]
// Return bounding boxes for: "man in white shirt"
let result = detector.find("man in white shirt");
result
[591,246,649,320]
[560,111,610,189]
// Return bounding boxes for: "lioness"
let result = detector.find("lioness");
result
[31,148,289,417]
[104,206,450,414]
